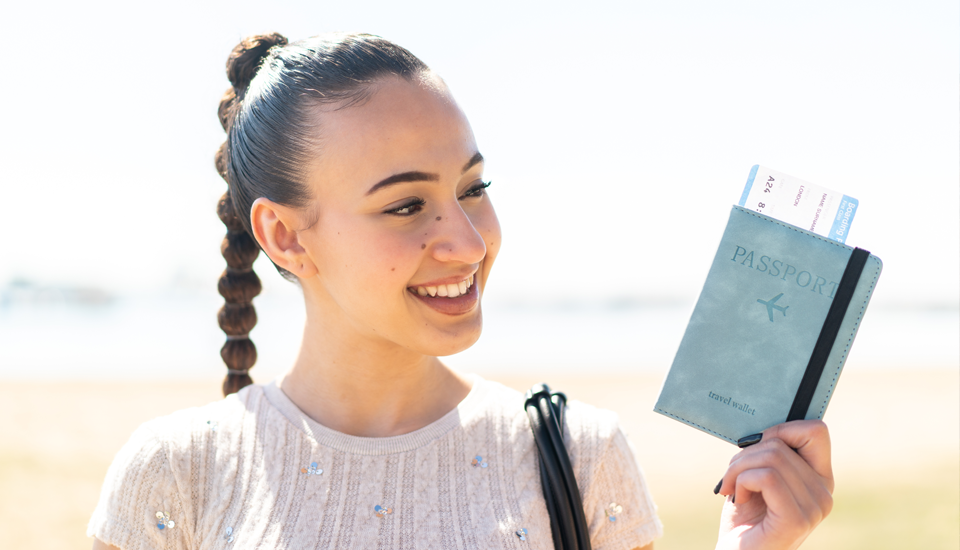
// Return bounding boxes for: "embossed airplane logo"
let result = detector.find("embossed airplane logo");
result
[757,293,789,322]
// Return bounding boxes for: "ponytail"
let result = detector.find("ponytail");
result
[212,31,430,395]
[214,33,287,395]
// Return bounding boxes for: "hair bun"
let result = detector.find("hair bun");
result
[226,32,289,95]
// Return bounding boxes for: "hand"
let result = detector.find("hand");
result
[714,420,835,550]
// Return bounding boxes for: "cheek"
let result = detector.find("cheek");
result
[475,202,502,272]
[317,219,423,296]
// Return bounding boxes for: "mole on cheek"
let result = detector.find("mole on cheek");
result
[391,268,395,271]
[421,243,426,250]
[436,216,442,221]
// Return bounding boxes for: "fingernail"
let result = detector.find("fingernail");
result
[713,479,723,495]
[737,433,763,448]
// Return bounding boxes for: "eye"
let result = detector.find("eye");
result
[460,180,491,200]
[384,198,426,216]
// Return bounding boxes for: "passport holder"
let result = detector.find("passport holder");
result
[654,205,882,444]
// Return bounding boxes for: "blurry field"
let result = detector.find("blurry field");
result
[0,369,957,549]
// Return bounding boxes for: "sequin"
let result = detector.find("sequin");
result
[605,503,623,522]
[374,505,393,518]
[301,462,323,476]
[471,455,488,468]
[156,511,175,530]
[224,526,234,543]
[515,528,528,541]
[207,420,218,432]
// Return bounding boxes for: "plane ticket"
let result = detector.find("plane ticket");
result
[738,165,858,244]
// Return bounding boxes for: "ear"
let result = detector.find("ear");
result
[249,197,319,278]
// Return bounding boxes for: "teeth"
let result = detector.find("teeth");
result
[413,275,476,299]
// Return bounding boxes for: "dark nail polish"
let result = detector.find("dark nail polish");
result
[713,479,723,494]
[737,433,763,448]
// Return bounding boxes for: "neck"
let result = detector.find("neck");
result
[278,295,472,438]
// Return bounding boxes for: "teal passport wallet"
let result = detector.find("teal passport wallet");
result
[654,205,883,444]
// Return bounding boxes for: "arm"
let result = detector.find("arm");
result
[92,538,121,550]
[714,419,835,550]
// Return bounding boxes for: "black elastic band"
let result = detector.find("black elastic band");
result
[786,247,870,422]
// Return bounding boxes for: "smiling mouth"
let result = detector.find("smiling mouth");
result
[407,274,480,316]
[410,274,475,298]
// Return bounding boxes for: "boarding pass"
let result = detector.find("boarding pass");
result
[738,165,858,244]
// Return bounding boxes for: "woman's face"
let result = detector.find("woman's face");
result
[295,75,501,356]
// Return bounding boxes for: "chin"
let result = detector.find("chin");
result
[420,310,484,357]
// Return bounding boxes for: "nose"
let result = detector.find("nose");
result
[430,204,487,266]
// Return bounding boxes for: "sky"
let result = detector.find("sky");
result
[1,0,958,308]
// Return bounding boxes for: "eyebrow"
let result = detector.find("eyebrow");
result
[366,171,439,195]
[462,152,484,173]
[366,151,484,196]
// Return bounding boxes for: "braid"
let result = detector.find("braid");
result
[214,33,287,395]
[215,191,261,395]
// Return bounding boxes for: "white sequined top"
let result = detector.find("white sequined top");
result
[87,376,663,549]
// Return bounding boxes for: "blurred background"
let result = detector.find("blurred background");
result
[1,1,957,549]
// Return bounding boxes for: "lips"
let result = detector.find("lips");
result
[407,274,479,316]
[412,274,475,298]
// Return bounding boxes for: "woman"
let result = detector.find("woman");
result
[89,32,833,550]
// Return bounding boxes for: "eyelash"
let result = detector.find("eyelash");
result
[386,198,426,216]
[462,180,492,198]
[383,181,491,217]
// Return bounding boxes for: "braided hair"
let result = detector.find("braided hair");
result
[213,32,430,395]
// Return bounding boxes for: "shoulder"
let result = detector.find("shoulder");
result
[565,397,623,456]
[136,383,262,442]
[468,378,663,549]
[465,377,626,475]
[86,384,268,549]
[469,377,622,445]
[560,394,627,494]
[107,383,271,486]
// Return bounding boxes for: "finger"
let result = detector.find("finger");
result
[725,432,776,467]
[762,420,833,488]
[719,437,817,499]
[734,467,817,540]
[722,438,833,517]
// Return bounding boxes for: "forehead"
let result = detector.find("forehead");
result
[309,76,477,194]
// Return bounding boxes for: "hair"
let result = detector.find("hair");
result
[214,32,430,396]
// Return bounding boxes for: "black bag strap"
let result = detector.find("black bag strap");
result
[525,384,592,550]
